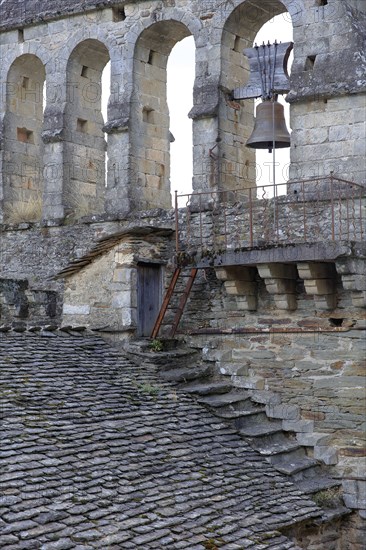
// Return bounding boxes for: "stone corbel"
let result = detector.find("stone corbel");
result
[216,266,258,311]
[103,117,129,134]
[335,258,366,308]
[257,264,298,311]
[189,83,219,120]
[297,262,338,310]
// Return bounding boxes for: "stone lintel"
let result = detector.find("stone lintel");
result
[195,242,355,268]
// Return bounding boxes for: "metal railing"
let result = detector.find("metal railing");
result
[174,174,365,255]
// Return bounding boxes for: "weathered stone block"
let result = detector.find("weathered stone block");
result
[296,432,333,446]
[266,403,300,421]
[343,480,366,509]
[282,419,315,433]
[273,294,297,311]
[63,304,90,315]
[258,264,298,280]
[232,376,265,390]
[314,445,338,465]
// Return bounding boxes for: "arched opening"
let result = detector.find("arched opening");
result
[220,0,292,193]
[65,39,110,218]
[131,21,193,210]
[167,36,195,198]
[4,54,45,223]
[253,14,293,193]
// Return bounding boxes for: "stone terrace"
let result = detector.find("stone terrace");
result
[0,332,321,549]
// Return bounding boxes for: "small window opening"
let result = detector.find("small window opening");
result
[233,35,242,53]
[17,127,34,143]
[81,65,90,78]
[148,50,158,65]
[77,118,88,133]
[22,77,30,89]
[112,7,126,21]
[329,317,344,327]
[18,29,24,43]
[316,0,328,5]
[305,55,317,71]
[143,107,155,124]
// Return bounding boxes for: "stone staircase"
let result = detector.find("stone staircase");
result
[123,339,351,525]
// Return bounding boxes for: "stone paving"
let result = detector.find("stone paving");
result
[0,331,321,549]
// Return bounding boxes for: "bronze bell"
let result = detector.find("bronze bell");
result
[246,100,291,153]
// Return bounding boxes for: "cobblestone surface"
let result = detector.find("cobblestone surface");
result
[0,332,321,549]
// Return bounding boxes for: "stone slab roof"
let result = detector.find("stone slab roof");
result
[0,332,321,549]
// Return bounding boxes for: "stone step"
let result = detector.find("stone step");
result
[182,381,233,396]
[235,411,278,429]
[199,392,265,419]
[252,436,301,457]
[212,404,265,420]
[199,391,251,407]
[239,421,283,438]
[124,341,199,368]
[247,390,282,405]
[159,364,211,383]
[296,477,341,495]
[319,506,352,524]
[273,455,319,476]
[232,376,264,390]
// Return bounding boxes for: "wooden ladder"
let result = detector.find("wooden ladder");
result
[151,267,198,339]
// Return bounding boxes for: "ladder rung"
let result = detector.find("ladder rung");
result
[151,268,181,339]
[150,268,197,339]
[169,268,198,338]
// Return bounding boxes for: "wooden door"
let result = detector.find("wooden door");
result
[137,263,162,337]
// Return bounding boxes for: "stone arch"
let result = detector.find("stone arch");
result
[129,19,195,209]
[218,0,295,191]
[3,54,46,223]
[64,39,110,217]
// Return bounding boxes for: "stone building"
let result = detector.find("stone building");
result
[0,0,365,546]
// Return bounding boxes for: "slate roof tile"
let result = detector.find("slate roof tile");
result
[0,332,320,548]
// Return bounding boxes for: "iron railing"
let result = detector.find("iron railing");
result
[174,174,365,255]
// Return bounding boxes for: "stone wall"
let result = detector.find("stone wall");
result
[290,94,366,184]
[62,232,175,334]
[0,210,174,290]
[1,0,365,222]
[0,278,60,326]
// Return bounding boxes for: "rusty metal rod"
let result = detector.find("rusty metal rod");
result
[188,327,365,335]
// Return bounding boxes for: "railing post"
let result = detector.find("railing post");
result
[302,180,307,242]
[330,171,335,241]
[175,190,179,254]
[249,187,253,247]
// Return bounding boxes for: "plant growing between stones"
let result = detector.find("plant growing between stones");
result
[5,190,43,223]
[312,487,342,508]
[137,382,161,396]
[149,338,164,352]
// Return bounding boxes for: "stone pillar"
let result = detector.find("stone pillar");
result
[0,118,4,223]
[42,111,66,222]
[104,124,131,216]
[190,44,221,193]
[41,62,68,223]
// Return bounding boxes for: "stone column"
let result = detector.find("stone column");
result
[41,66,67,223]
